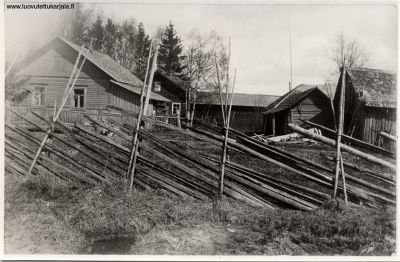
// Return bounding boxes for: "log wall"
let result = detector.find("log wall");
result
[194,104,265,134]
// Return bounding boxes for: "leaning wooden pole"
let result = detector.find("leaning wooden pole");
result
[333,67,346,199]
[143,43,159,116]
[217,69,236,208]
[379,131,396,142]
[127,42,155,190]
[215,60,226,125]
[287,124,396,171]
[27,44,88,175]
[340,153,348,204]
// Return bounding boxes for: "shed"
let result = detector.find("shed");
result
[7,36,169,124]
[263,84,334,136]
[195,92,279,134]
[152,69,187,118]
[333,67,396,150]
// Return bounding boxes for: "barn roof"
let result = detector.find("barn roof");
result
[59,37,143,87]
[264,84,326,114]
[345,67,396,108]
[110,80,170,102]
[196,92,279,107]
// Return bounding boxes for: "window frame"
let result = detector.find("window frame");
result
[32,85,47,107]
[153,81,161,92]
[72,87,87,110]
[171,102,181,116]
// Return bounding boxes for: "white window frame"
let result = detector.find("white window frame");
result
[172,103,181,116]
[73,87,86,109]
[154,81,161,92]
[32,86,46,107]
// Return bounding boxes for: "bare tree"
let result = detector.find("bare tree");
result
[331,31,369,71]
[325,32,369,98]
[182,30,227,124]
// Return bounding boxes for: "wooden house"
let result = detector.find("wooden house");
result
[152,69,187,119]
[333,67,396,150]
[7,36,169,124]
[195,92,279,134]
[263,84,334,136]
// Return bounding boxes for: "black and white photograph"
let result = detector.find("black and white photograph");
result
[2,0,398,259]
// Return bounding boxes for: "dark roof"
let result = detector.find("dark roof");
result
[264,84,326,113]
[110,80,169,102]
[59,37,143,87]
[197,92,279,107]
[345,67,396,108]
[155,69,187,91]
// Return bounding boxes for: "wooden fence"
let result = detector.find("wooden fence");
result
[6,106,182,129]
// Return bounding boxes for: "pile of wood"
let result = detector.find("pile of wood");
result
[5,106,396,211]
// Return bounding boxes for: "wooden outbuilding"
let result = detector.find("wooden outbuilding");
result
[263,84,334,136]
[334,67,396,151]
[195,92,279,134]
[7,36,169,124]
[152,69,187,120]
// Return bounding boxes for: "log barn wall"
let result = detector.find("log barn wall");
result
[195,104,266,134]
[334,68,396,151]
[356,107,396,151]
[263,85,333,136]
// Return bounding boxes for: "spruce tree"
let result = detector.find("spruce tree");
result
[134,22,151,80]
[88,16,104,50]
[103,18,117,57]
[159,21,184,75]
[68,3,91,45]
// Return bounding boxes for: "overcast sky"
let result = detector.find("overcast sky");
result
[5,1,397,95]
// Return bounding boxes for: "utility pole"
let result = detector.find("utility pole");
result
[289,31,293,92]
[289,31,293,123]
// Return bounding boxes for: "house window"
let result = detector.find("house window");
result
[73,88,85,108]
[32,87,45,106]
[172,103,181,116]
[154,81,161,92]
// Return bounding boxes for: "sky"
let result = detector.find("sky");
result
[5,1,398,96]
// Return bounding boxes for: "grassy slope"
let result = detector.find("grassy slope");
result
[4,171,395,255]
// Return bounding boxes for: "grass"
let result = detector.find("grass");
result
[4,171,396,255]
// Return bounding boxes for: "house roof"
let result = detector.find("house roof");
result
[196,92,279,107]
[13,36,144,87]
[110,80,170,102]
[264,84,326,114]
[155,69,187,91]
[59,36,143,87]
[345,67,396,108]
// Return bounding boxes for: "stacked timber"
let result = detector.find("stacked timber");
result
[4,107,396,211]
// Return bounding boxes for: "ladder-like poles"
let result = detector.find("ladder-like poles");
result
[332,66,348,203]
[127,41,159,191]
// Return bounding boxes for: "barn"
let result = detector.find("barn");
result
[195,92,279,134]
[6,36,169,124]
[333,67,396,151]
[263,84,334,136]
